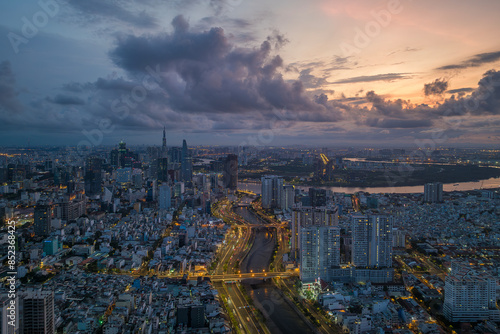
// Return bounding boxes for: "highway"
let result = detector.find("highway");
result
[223,282,268,334]
[211,196,274,333]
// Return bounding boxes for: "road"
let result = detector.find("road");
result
[224,282,268,334]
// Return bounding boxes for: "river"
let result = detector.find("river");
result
[239,177,500,194]
[234,207,312,334]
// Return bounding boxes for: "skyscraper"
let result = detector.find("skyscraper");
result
[223,154,238,190]
[161,126,168,159]
[84,155,102,196]
[424,182,443,203]
[34,204,52,237]
[351,215,393,268]
[110,141,138,168]
[20,289,54,334]
[159,184,171,210]
[292,206,338,260]
[261,175,283,209]
[281,185,295,211]
[181,139,192,182]
[157,158,169,183]
[300,225,340,283]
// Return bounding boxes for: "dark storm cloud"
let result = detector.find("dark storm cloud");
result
[0,61,23,113]
[47,94,86,105]
[62,82,92,93]
[365,91,416,118]
[436,70,500,116]
[447,88,474,95]
[362,70,500,123]
[364,118,432,129]
[333,73,411,84]
[437,51,500,70]
[424,78,449,96]
[66,0,158,29]
[109,15,339,119]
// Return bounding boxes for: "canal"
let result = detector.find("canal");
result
[234,207,312,334]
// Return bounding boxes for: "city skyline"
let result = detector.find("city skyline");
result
[0,1,500,147]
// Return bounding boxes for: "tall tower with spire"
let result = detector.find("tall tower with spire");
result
[162,127,166,149]
[162,126,167,158]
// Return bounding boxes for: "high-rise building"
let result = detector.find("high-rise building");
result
[159,184,171,210]
[20,289,54,334]
[300,225,340,283]
[84,155,102,196]
[181,139,192,182]
[34,204,52,237]
[261,175,283,209]
[174,182,185,197]
[162,126,167,158]
[424,182,443,203]
[54,191,86,222]
[223,154,238,190]
[168,147,182,164]
[157,158,169,183]
[309,188,327,207]
[281,185,295,211]
[291,206,338,259]
[110,141,138,168]
[392,228,406,248]
[351,215,393,268]
[189,304,205,328]
[443,262,500,322]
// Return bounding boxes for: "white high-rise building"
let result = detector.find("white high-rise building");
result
[300,225,340,283]
[443,262,500,322]
[292,206,338,259]
[159,184,171,210]
[261,175,283,209]
[351,215,393,268]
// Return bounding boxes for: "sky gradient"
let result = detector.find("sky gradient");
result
[1,0,500,147]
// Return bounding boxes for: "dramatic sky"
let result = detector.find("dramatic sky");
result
[1,0,500,147]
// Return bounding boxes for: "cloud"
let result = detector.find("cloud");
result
[65,0,158,29]
[0,61,23,113]
[47,94,86,105]
[333,73,411,84]
[387,47,420,57]
[364,118,432,128]
[437,51,500,70]
[436,69,500,116]
[362,70,500,121]
[109,15,340,120]
[298,68,331,88]
[447,87,474,95]
[424,78,449,96]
